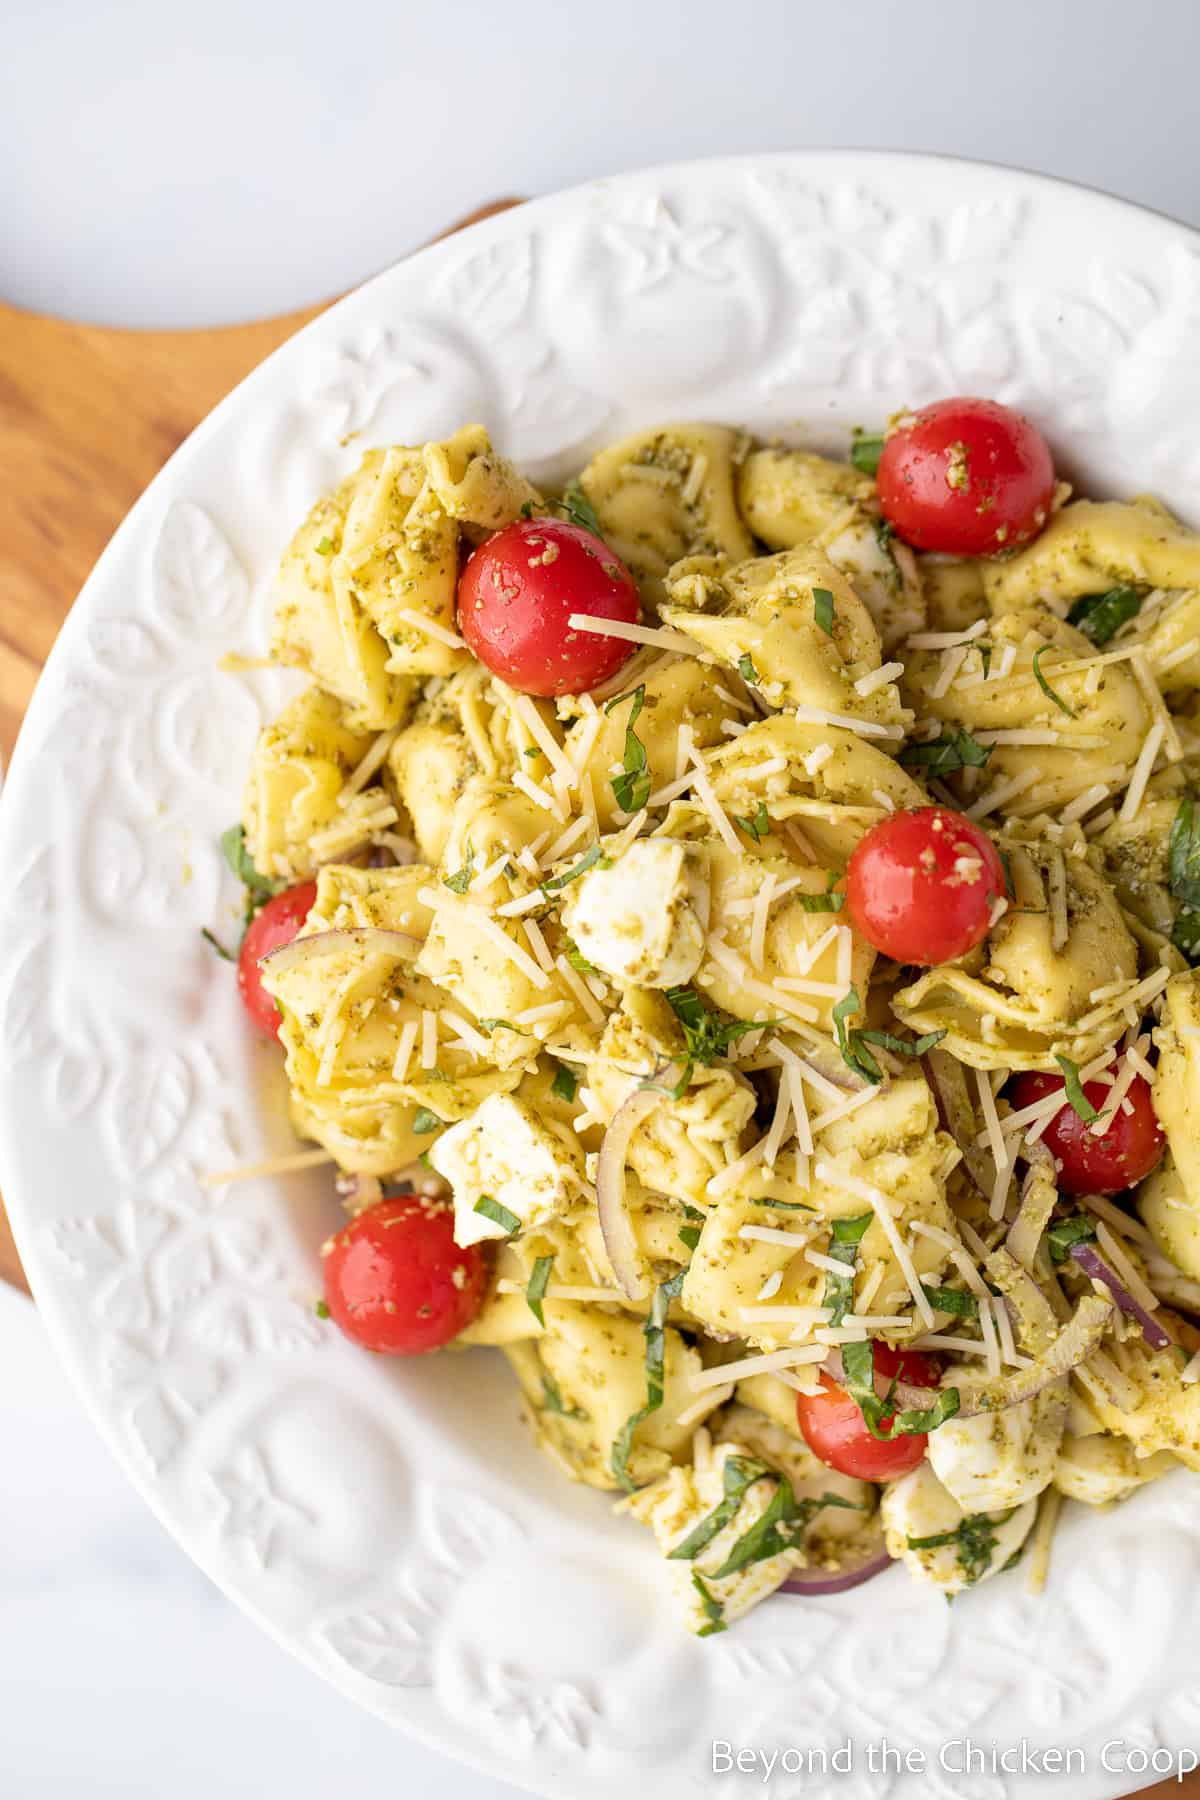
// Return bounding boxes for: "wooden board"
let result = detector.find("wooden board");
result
[0,196,520,1294]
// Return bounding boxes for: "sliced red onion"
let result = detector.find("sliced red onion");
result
[1071,1243,1172,1351]
[953,1294,1113,1417]
[923,1047,1004,1205]
[260,926,422,975]
[781,1540,892,1596]
[595,1087,663,1303]
[985,1246,1064,1351]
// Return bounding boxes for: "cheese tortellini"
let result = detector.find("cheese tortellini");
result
[224,415,1200,1638]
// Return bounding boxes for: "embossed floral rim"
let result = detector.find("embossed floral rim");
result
[2,153,1200,1800]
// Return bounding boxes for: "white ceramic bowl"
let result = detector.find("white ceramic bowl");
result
[3,154,1200,1800]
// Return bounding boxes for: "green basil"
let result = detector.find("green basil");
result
[840,1339,960,1440]
[850,432,885,476]
[1067,584,1141,646]
[526,1255,554,1326]
[474,1194,521,1235]
[606,684,651,814]
[1054,1054,1100,1123]
[899,728,993,780]
[1032,646,1075,718]
[821,1212,873,1327]
[550,1062,578,1103]
[813,586,836,637]
[610,1271,687,1491]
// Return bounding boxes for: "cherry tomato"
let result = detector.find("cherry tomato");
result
[1006,1069,1165,1195]
[845,806,1006,966]
[877,397,1056,556]
[237,882,317,1038]
[796,1342,941,1481]
[457,517,640,696]
[322,1194,489,1354]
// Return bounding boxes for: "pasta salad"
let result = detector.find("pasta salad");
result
[212,399,1200,1636]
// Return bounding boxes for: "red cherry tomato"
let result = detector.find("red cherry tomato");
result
[1006,1070,1165,1196]
[877,397,1056,556]
[457,517,640,696]
[796,1342,941,1481]
[237,882,317,1038]
[845,806,1006,966]
[322,1194,489,1354]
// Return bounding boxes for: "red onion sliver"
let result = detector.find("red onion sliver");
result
[781,1542,892,1597]
[260,926,422,975]
[595,1087,663,1302]
[1071,1242,1172,1351]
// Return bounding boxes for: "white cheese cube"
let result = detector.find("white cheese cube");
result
[880,1460,1036,1597]
[562,839,707,989]
[927,1380,1067,1514]
[430,1093,586,1247]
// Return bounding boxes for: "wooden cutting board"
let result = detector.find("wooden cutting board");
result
[0,206,1195,1800]
[0,197,520,1295]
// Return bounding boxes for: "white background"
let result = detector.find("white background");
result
[3,3,1199,1796]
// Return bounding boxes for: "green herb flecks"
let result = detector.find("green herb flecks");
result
[1169,794,1200,961]
[667,1456,773,1562]
[899,727,993,780]
[526,1255,554,1326]
[737,653,759,686]
[443,844,475,894]
[1032,646,1075,718]
[473,1194,522,1235]
[821,1212,873,1327]
[479,1017,525,1036]
[907,1509,1013,1584]
[1054,1054,1100,1124]
[923,1285,979,1319]
[840,1339,960,1441]
[678,1202,705,1253]
[201,926,236,962]
[795,873,845,913]
[663,986,769,1094]
[854,1028,947,1060]
[850,431,885,477]
[411,1107,442,1135]
[551,1062,578,1104]
[541,844,612,894]
[314,535,334,557]
[711,1483,857,1580]
[1067,584,1142,646]
[691,1570,727,1636]
[757,1198,817,1212]
[563,936,600,975]
[611,1270,687,1491]
[315,1298,331,1319]
[813,586,836,637]
[560,480,602,538]
[1046,1214,1098,1265]
[734,800,771,842]
[606,684,651,815]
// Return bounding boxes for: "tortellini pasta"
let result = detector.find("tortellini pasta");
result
[229,416,1200,1637]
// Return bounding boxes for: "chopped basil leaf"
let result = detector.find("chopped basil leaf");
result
[200,926,236,962]
[1067,583,1141,646]
[711,1481,858,1580]
[540,1372,585,1418]
[606,685,651,814]
[411,1107,442,1134]
[443,844,475,893]
[526,1255,554,1326]
[474,1194,521,1235]
[841,1339,960,1440]
[734,800,771,842]
[854,1027,947,1059]
[523,745,541,759]
[977,641,993,679]
[691,1569,727,1636]
[1046,1213,1097,1264]
[923,1284,979,1319]
[821,1212,873,1327]
[758,1197,817,1211]
[611,1270,687,1491]
[550,1062,578,1104]
[796,873,845,913]
[1054,1054,1100,1124]
[519,500,536,519]
[665,987,767,1087]
[998,849,1015,901]
[907,1509,1013,1584]
[560,480,602,538]
[1032,646,1075,718]
[737,653,759,686]
[541,844,611,893]
[314,535,334,557]
[479,1017,524,1035]
[832,986,883,1085]
[668,1456,773,1562]
[899,727,993,779]
[220,824,285,927]
[315,1298,331,1319]
[1168,796,1200,911]
[1172,905,1200,963]
[813,586,836,637]
[563,936,600,975]
[850,431,885,476]
[679,1224,702,1252]
[679,1203,705,1250]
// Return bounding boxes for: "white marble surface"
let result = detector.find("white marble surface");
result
[4,5,1200,1794]
[0,1283,525,1798]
